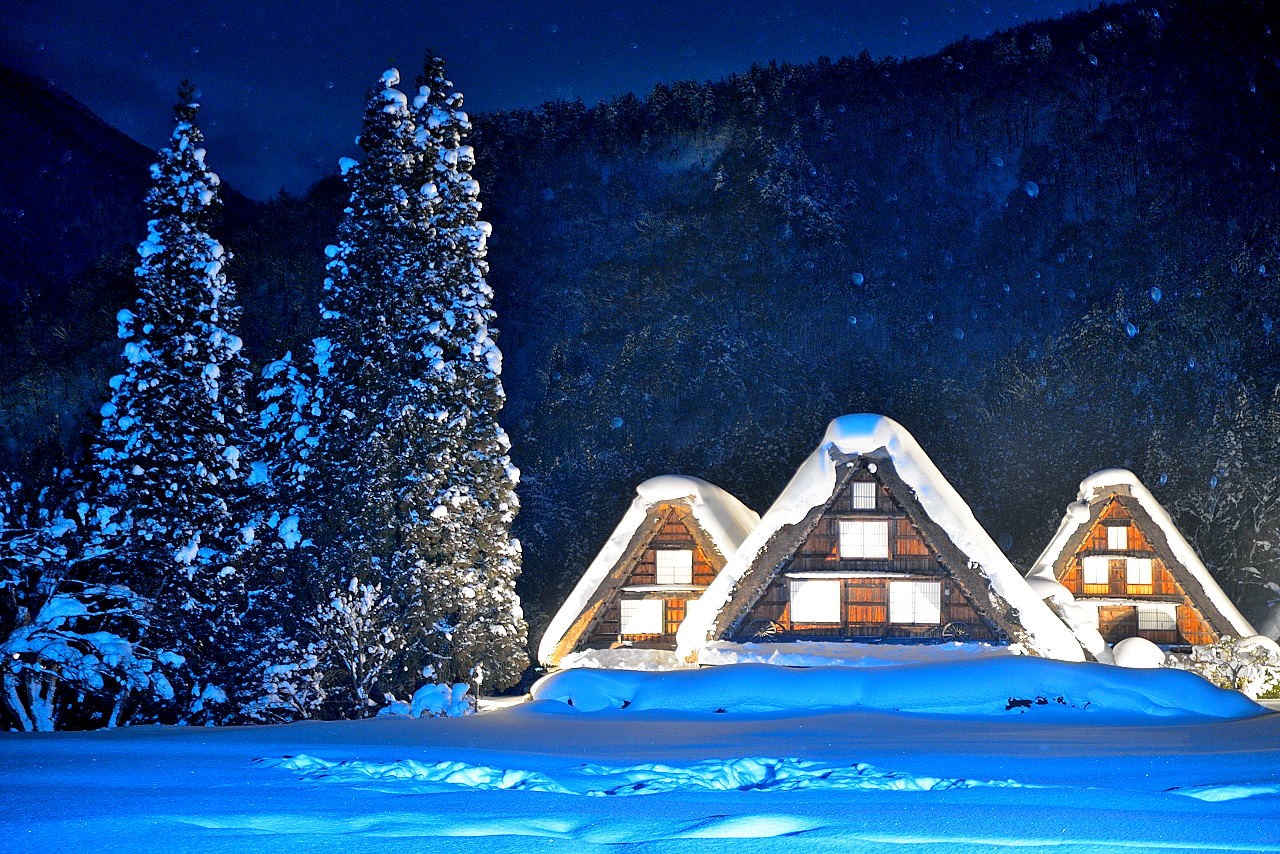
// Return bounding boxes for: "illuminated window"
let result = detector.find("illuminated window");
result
[888,580,942,624]
[789,579,841,623]
[1081,555,1110,594]
[1126,558,1153,594]
[654,549,693,585]
[850,481,877,510]
[838,519,890,559]
[619,599,663,635]
[1107,525,1129,551]
[1137,604,1176,632]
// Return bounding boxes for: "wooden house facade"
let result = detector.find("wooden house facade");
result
[713,453,1019,644]
[1029,470,1255,647]
[677,415,1085,662]
[537,476,759,667]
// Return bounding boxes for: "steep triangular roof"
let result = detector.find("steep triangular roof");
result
[538,475,760,666]
[1027,468,1256,639]
[677,415,1085,661]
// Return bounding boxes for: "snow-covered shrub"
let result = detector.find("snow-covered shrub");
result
[1177,636,1280,699]
[377,675,475,719]
[1,477,159,731]
[308,577,403,716]
[1112,637,1168,668]
[238,627,327,723]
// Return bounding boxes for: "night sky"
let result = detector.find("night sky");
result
[4,1,1095,199]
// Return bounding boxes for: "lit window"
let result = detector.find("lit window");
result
[1126,558,1153,590]
[1081,555,1110,593]
[654,549,693,585]
[790,579,841,623]
[888,580,942,624]
[1107,525,1129,551]
[850,481,877,510]
[838,519,890,559]
[1137,604,1177,632]
[620,599,663,635]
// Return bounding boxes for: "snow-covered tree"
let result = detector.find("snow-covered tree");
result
[408,56,528,690]
[87,84,253,722]
[306,62,526,706]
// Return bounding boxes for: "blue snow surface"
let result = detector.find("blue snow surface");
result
[2,659,1278,853]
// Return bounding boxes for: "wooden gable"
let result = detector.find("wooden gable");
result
[550,502,729,661]
[714,451,1027,646]
[1052,494,1223,646]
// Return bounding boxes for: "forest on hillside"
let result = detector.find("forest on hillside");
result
[2,0,1278,640]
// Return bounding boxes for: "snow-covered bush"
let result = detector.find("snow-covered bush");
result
[377,674,475,719]
[1,476,159,731]
[238,627,327,723]
[1176,636,1280,699]
[308,577,403,716]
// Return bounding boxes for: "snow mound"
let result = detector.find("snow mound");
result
[265,753,1029,797]
[1112,637,1167,668]
[530,660,1264,721]
[558,648,689,671]
[696,640,1016,668]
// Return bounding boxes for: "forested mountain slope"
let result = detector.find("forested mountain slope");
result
[2,0,1277,637]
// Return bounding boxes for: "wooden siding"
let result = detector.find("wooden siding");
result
[581,505,720,650]
[1060,498,1218,645]
[729,473,1000,642]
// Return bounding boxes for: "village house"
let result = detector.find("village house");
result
[1026,469,1255,648]
[537,475,759,667]
[675,415,1084,662]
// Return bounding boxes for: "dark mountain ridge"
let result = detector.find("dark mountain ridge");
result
[1,0,1278,635]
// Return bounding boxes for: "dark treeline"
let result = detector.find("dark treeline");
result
[2,0,1278,642]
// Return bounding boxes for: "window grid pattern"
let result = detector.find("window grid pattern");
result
[1107,525,1129,551]
[849,481,877,510]
[1126,557,1153,594]
[654,549,693,585]
[888,580,942,624]
[1081,555,1110,594]
[1137,604,1177,632]
[838,519,890,559]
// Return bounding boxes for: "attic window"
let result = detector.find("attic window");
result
[619,599,663,635]
[789,578,841,623]
[888,580,941,624]
[1106,525,1129,551]
[838,519,890,559]
[654,549,693,585]
[1126,557,1153,594]
[1137,603,1176,632]
[850,481,877,510]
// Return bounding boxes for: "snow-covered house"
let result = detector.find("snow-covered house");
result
[1027,469,1255,647]
[537,475,760,668]
[676,415,1084,661]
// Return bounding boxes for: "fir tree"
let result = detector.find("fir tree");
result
[309,63,526,707]
[410,56,528,690]
[88,84,253,722]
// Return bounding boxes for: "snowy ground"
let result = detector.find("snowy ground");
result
[3,661,1279,853]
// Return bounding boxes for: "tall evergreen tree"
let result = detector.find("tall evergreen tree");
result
[309,63,526,710]
[89,84,253,721]
[410,57,527,689]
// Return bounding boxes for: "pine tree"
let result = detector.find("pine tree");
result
[308,63,526,708]
[88,84,253,722]
[409,56,528,690]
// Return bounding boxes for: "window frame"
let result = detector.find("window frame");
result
[1126,557,1153,594]
[888,580,942,624]
[1106,524,1129,551]
[619,598,664,635]
[838,518,891,559]
[1081,555,1110,594]
[1137,603,1177,633]
[849,481,877,510]
[654,548,694,585]
[789,578,842,624]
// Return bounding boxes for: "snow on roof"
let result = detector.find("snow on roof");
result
[676,414,1085,661]
[1028,468,1256,639]
[537,475,760,666]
